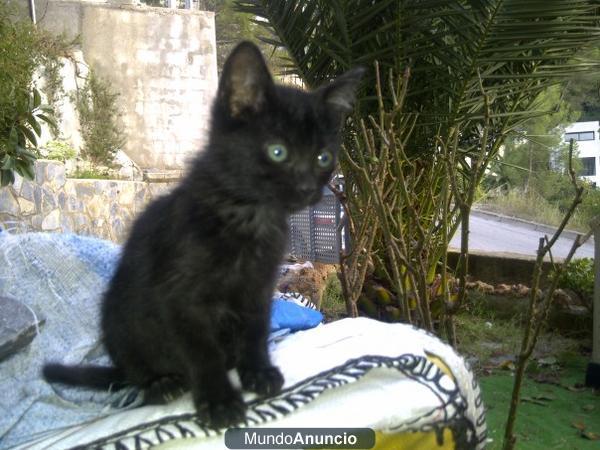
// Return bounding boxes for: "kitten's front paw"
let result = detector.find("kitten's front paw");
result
[145,375,186,405]
[195,391,247,429]
[240,366,284,397]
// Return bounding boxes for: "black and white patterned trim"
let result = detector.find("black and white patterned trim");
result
[275,291,318,310]
[73,354,485,450]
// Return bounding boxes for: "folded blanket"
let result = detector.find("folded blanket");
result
[0,232,487,450]
[10,318,488,450]
[0,233,322,449]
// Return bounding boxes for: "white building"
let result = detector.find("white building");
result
[564,120,600,186]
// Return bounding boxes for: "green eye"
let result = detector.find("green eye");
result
[267,144,288,163]
[317,150,334,168]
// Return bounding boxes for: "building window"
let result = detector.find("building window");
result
[565,131,596,142]
[579,157,596,176]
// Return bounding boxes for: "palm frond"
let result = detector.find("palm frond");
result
[236,0,599,158]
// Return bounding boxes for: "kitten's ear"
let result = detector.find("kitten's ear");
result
[218,41,274,119]
[320,67,365,126]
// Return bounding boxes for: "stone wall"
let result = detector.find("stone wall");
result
[0,161,173,242]
[16,0,218,171]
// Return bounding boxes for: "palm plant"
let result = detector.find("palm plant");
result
[237,0,600,331]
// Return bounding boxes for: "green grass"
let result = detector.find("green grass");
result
[320,280,599,449]
[70,168,111,179]
[455,292,598,449]
[481,358,600,450]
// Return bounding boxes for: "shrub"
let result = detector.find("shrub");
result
[558,258,594,307]
[76,70,126,167]
[0,6,57,185]
[43,140,77,162]
[71,167,110,179]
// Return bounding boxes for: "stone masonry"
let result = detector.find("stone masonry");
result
[0,161,174,243]
[17,0,219,171]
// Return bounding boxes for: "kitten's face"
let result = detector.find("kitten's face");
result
[208,42,363,213]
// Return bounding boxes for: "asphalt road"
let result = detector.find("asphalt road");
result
[450,210,595,259]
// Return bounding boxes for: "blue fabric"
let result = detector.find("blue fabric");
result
[270,299,323,332]
[0,232,321,449]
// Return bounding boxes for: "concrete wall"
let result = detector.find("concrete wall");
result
[447,249,555,288]
[23,0,218,171]
[0,161,173,242]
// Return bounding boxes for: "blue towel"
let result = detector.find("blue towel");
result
[0,232,322,449]
[270,299,323,332]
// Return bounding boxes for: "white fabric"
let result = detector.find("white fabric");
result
[11,318,486,450]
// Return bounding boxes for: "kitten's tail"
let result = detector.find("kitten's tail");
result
[43,363,128,390]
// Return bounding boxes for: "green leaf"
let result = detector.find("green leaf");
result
[8,127,19,147]
[33,88,42,109]
[1,155,15,170]
[38,105,54,113]
[26,114,42,137]
[36,113,57,130]
[16,146,38,160]
[15,159,35,180]
[0,169,15,187]
[18,123,38,147]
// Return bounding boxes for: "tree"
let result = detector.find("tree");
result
[564,47,600,121]
[0,3,57,186]
[236,0,600,334]
[488,85,580,194]
[215,0,291,76]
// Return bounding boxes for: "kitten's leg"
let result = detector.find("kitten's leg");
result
[239,306,284,397]
[144,375,187,405]
[174,326,247,428]
[191,350,247,428]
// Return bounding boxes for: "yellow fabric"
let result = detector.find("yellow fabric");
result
[373,429,456,450]
[425,350,456,381]
[156,429,459,450]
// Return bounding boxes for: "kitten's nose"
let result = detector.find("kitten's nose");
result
[297,182,317,197]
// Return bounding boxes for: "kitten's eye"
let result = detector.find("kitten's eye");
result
[317,150,334,169]
[267,144,288,163]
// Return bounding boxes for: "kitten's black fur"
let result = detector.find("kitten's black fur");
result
[43,41,363,428]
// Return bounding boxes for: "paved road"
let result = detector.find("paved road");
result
[450,210,595,259]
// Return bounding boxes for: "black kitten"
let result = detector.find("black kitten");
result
[43,41,363,428]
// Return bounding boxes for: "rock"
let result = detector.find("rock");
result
[0,189,19,215]
[45,162,66,190]
[41,210,61,230]
[0,296,44,361]
[494,283,512,295]
[31,214,43,229]
[86,196,109,219]
[474,281,495,294]
[134,185,151,214]
[111,217,127,242]
[118,183,136,206]
[74,181,95,198]
[67,194,83,213]
[34,160,49,184]
[113,150,144,181]
[12,173,23,194]
[512,284,530,297]
[466,281,479,290]
[17,198,35,216]
[63,179,77,196]
[552,288,571,308]
[41,187,57,213]
[20,181,35,201]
